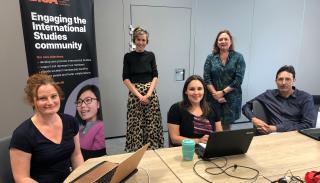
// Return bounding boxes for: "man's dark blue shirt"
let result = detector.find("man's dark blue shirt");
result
[242,88,316,132]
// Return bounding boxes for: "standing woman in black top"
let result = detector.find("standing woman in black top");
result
[122,27,164,152]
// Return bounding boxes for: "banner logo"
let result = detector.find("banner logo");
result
[29,0,58,4]
[29,0,70,6]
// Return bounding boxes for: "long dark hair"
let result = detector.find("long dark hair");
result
[179,75,212,117]
[75,85,103,125]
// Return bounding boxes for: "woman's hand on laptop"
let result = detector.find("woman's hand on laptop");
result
[197,135,209,144]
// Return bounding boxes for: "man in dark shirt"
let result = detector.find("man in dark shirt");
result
[242,65,316,134]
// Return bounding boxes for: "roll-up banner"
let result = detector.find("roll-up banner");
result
[19,0,101,117]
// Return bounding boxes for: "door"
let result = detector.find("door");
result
[125,2,193,130]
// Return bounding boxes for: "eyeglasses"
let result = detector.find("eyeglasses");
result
[76,97,97,107]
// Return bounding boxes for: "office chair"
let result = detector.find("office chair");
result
[313,95,320,112]
[251,100,269,135]
[0,136,14,183]
[313,95,320,128]
[252,100,268,122]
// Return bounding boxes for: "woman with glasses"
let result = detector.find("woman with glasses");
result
[75,85,106,160]
[122,27,164,152]
[9,73,83,183]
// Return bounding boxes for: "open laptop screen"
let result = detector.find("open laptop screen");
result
[68,143,149,183]
[196,128,255,159]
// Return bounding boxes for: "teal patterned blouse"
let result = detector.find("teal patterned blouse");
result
[203,51,246,124]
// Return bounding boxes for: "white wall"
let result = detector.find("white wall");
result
[1,0,320,138]
[0,0,32,137]
[297,0,320,93]
[248,0,305,97]
[193,0,254,120]
[94,0,127,137]
[95,0,320,137]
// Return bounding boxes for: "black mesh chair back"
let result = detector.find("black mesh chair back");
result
[0,136,14,183]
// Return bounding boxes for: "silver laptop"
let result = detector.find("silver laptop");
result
[69,143,149,183]
[195,128,255,159]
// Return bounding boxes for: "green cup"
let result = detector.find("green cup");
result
[182,139,195,161]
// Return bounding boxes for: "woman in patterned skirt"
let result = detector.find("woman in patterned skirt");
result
[122,27,164,152]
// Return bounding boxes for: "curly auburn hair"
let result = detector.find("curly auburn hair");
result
[24,72,64,105]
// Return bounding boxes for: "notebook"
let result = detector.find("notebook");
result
[299,128,320,141]
[195,128,255,159]
[69,143,149,183]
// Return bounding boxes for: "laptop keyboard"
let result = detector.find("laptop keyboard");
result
[195,145,205,157]
[308,128,320,134]
[70,161,118,183]
[95,167,117,183]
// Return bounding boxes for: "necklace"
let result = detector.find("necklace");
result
[220,52,228,65]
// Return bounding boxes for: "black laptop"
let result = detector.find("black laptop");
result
[195,128,255,159]
[299,128,320,141]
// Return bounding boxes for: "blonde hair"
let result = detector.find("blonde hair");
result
[24,72,64,104]
[132,26,149,43]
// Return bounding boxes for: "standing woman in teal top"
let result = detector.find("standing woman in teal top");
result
[203,30,246,129]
